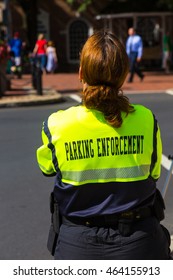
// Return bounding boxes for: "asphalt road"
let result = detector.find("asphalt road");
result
[0,92,172,260]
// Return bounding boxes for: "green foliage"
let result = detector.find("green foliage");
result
[78,0,92,12]
[66,0,92,12]
[66,0,74,4]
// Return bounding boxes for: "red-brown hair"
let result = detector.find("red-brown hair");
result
[80,30,134,127]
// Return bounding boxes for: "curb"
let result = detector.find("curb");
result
[1,87,173,109]
[0,90,65,108]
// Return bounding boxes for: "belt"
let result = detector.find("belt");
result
[63,207,152,227]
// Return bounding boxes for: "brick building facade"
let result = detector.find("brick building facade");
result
[0,0,173,72]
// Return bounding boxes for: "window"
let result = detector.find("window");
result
[137,17,161,47]
[68,20,89,62]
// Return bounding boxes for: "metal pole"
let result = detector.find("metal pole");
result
[36,60,43,95]
[162,155,173,199]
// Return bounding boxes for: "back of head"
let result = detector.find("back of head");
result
[14,32,20,38]
[80,30,133,128]
[38,33,44,40]
[128,28,135,36]
[80,30,129,90]
[48,41,54,47]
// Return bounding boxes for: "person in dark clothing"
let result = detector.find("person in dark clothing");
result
[126,27,144,83]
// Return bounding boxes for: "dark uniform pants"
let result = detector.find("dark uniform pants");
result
[54,217,171,260]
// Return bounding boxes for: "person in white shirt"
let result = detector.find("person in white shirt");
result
[46,41,58,73]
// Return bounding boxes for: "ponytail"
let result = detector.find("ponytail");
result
[82,85,134,128]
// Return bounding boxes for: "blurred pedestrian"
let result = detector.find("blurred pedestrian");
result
[46,41,58,73]
[126,27,144,83]
[0,39,9,75]
[0,39,7,63]
[33,33,47,73]
[162,31,172,74]
[8,31,23,78]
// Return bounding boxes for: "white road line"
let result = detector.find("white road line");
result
[166,89,173,95]
[171,236,173,251]
[69,94,82,103]
[162,154,173,172]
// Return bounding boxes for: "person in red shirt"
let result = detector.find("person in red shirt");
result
[33,33,47,72]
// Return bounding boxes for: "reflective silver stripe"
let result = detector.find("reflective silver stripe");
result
[61,165,150,182]
[38,163,53,174]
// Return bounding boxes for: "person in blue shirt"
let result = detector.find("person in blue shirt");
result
[8,32,23,77]
[126,27,144,83]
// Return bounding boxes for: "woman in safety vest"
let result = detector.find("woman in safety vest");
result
[36,30,171,260]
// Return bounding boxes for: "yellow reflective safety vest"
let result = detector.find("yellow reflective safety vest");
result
[37,104,162,186]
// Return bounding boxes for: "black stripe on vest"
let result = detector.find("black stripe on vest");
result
[150,114,158,175]
[43,120,59,172]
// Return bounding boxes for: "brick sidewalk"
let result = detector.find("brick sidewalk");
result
[0,71,173,107]
[4,71,173,95]
[42,71,173,93]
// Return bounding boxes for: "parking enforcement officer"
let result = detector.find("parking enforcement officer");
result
[36,30,171,260]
